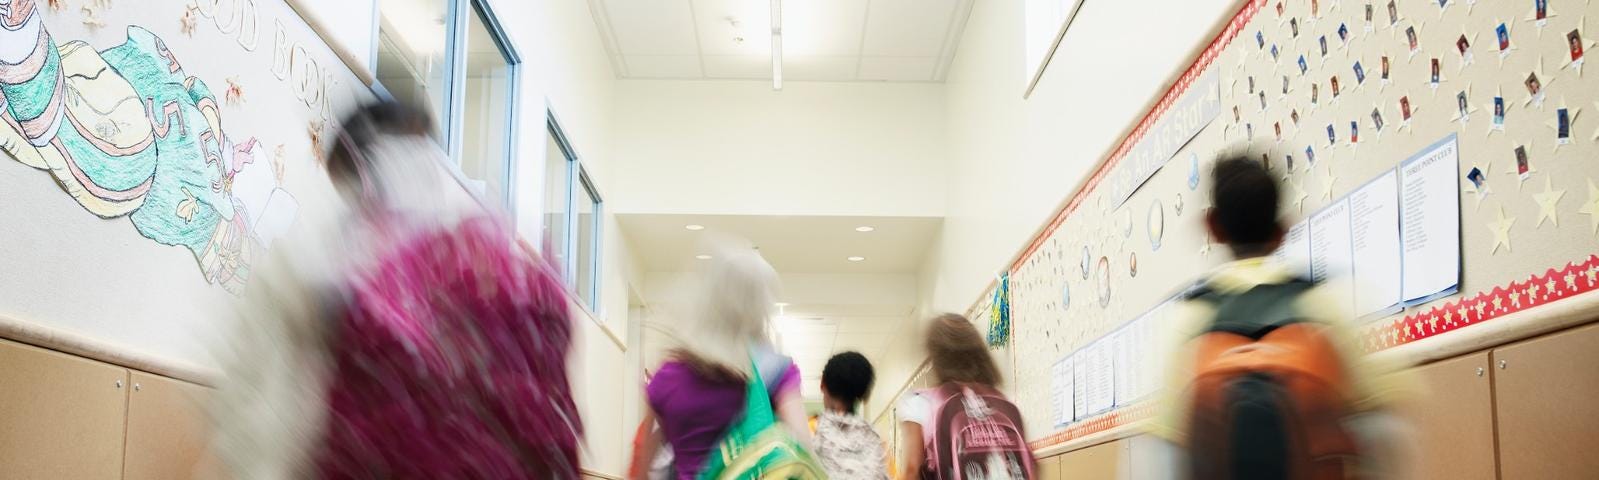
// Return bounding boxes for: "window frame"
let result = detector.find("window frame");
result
[372,0,523,214]
[545,112,604,311]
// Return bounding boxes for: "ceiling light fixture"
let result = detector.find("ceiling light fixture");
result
[770,0,783,91]
[695,254,713,260]
[685,224,705,231]
[855,226,875,232]
[774,302,790,307]
[847,256,866,262]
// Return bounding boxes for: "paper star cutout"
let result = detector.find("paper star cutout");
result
[1457,30,1479,70]
[1290,179,1310,213]
[48,0,64,11]
[1563,17,1594,76]
[1505,150,1536,191]
[1320,166,1338,200]
[1496,20,1520,66]
[1465,0,1480,14]
[1487,205,1516,254]
[1592,100,1599,141]
[1526,2,1559,36]
[1486,86,1510,135]
[1544,100,1580,151]
[1437,0,1452,16]
[1398,94,1420,131]
[1453,84,1478,125]
[1405,20,1428,61]
[180,6,199,37]
[1523,58,1553,108]
[1533,177,1566,228]
[1579,178,1599,237]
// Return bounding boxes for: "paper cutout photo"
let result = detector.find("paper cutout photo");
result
[1355,61,1367,84]
[1381,56,1391,82]
[1272,44,1281,61]
[1493,96,1507,128]
[1431,58,1442,86]
[1292,109,1301,124]
[1257,30,1266,49]
[1275,122,1283,141]
[1372,108,1386,130]
[1327,124,1338,145]
[1514,146,1530,179]
[1467,167,1487,191]
[1299,55,1309,74]
[1350,120,1360,143]
[1292,18,1300,37]
[1535,0,1548,22]
[1339,23,1350,43]
[1570,30,1585,62]
[1331,75,1342,97]
[1286,153,1295,171]
[1557,108,1571,143]
[1388,1,1399,26]
[1306,146,1317,164]
[1320,35,1329,57]
[1401,96,1414,120]
[1525,72,1542,97]
[1312,83,1320,104]
[1407,26,1419,53]
[1498,23,1511,52]
[1458,92,1470,118]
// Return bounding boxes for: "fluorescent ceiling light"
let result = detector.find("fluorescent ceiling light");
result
[696,254,713,260]
[771,0,782,90]
[847,256,866,262]
[855,226,875,232]
[685,224,705,231]
[775,302,791,307]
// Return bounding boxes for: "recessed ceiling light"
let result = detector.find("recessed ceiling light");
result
[685,224,706,231]
[847,256,866,262]
[695,254,713,260]
[774,302,790,307]
[855,226,875,232]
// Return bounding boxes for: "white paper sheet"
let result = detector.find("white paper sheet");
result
[1053,356,1075,427]
[1310,199,1357,313]
[1111,329,1132,407]
[1072,355,1087,421]
[1084,339,1115,415]
[1400,134,1463,303]
[1272,220,1314,277]
[1348,169,1404,318]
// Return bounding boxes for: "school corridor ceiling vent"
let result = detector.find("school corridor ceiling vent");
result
[587,0,975,82]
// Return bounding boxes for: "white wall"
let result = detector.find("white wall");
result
[290,0,378,74]
[920,0,1241,314]
[609,80,948,217]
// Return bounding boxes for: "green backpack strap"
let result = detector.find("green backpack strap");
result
[697,353,826,480]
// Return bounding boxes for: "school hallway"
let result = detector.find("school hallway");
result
[3,0,1599,478]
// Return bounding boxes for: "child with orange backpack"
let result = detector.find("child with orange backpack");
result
[1153,157,1415,479]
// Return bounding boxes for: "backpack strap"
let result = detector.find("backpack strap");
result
[1188,277,1317,340]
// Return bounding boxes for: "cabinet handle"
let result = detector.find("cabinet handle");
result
[1498,360,1508,370]
[1475,367,1485,377]
[133,383,142,392]
[114,380,123,389]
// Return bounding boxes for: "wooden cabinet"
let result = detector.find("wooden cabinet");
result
[1055,439,1127,479]
[1401,350,1497,480]
[1035,453,1062,480]
[1492,322,1599,480]
[123,372,213,480]
[0,339,130,479]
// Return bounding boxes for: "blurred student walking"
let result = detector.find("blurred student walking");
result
[629,245,822,479]
[209,101,583,478]
[898,314,1035,479]
[1154,156,1413,480]
[813,351,890,479]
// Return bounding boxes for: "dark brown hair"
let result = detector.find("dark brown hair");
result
[925,313,1002,388]
[326,101,434,199]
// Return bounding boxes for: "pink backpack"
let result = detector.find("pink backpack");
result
[921,384,1036,480]
[312,217,582,478]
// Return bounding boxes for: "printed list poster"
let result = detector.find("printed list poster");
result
[1349,169,1404,318]
[1273,220,1313,277]
[1400,134,1462,303]
[1053,356,1075,427]
[1310,199,1357,314]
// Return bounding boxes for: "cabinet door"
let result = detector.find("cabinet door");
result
[1494,322,1599,480]
[1035,453,1062,480]
[1056,439,1127,479]
[1401,351,1496,480]
[0,339,129,479]
[124,372,214,480]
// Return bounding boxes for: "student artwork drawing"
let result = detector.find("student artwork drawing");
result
[0,2,297,293]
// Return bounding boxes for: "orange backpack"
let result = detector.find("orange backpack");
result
[1182,279,1359,480]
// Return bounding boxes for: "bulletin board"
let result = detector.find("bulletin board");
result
[0,0,370,365]
[1000,0,1599,450]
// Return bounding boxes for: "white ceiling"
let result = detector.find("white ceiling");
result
[589,0,975,82]
[617,213,944,274]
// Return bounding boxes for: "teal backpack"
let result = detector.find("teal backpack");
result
[697,355,827,480]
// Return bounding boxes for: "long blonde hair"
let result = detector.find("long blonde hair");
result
[925,313,1002,387]
[669,242,780,382]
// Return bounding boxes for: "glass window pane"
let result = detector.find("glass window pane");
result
[458,7,514,209]
[375,0,450,143]
[575,176,598,305]
[543,129,571,276]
